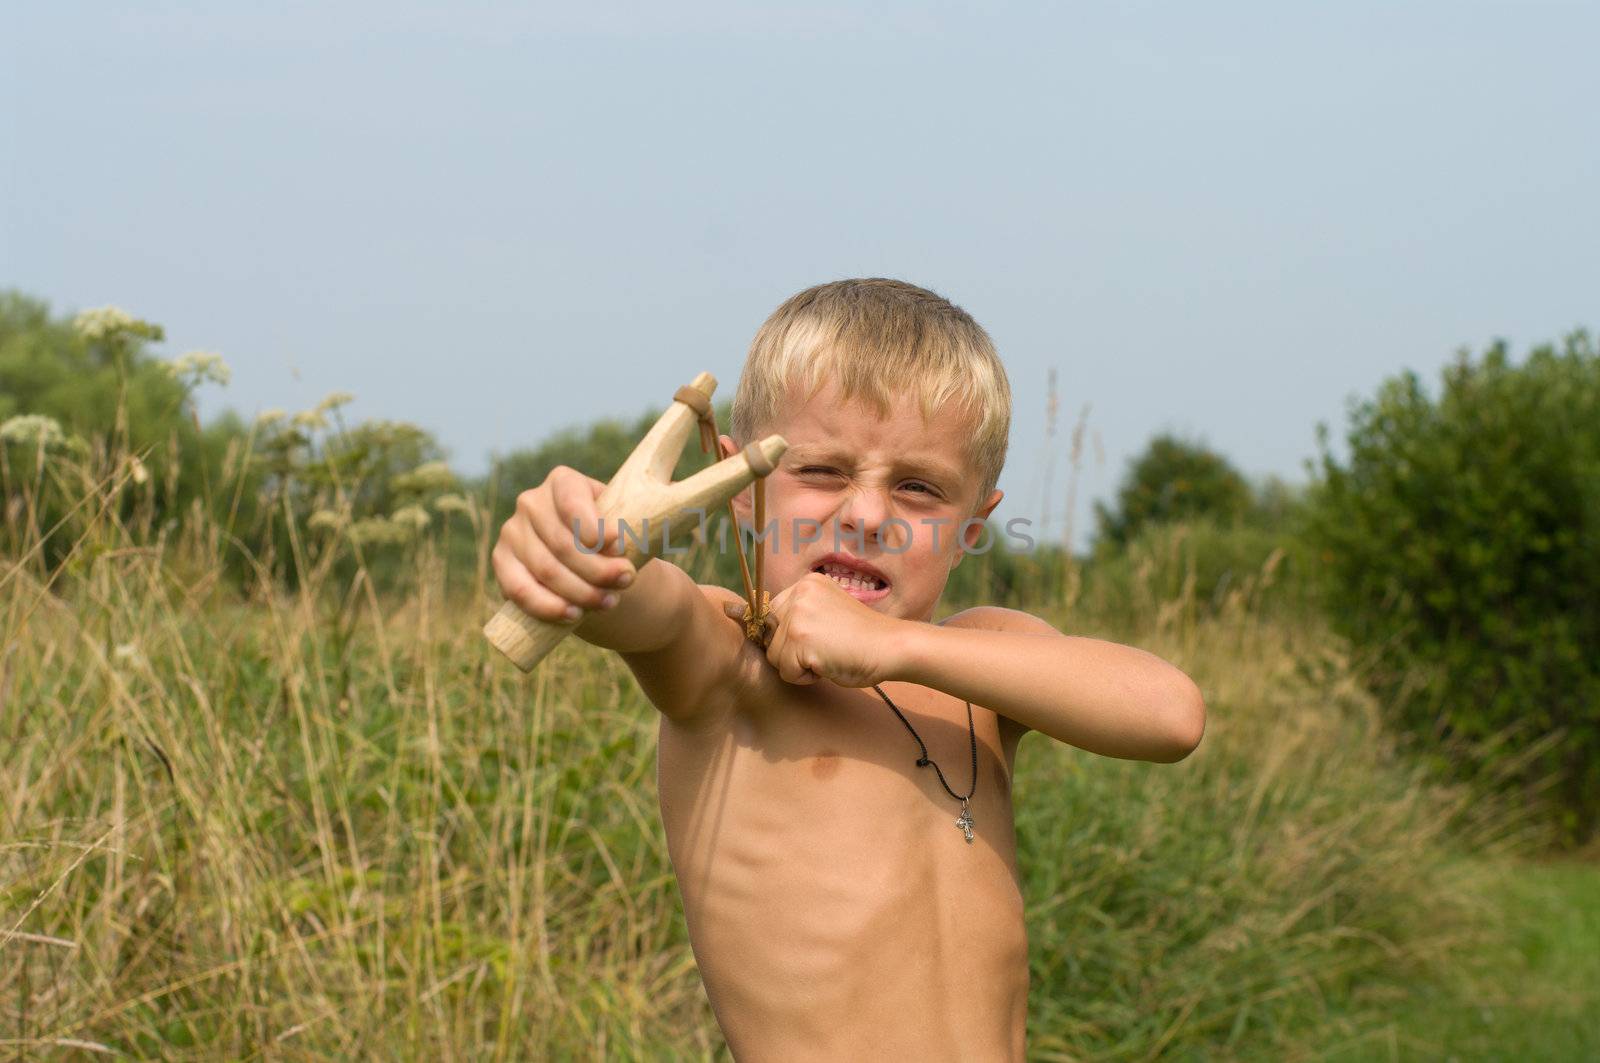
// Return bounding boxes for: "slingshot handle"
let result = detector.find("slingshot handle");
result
[483,373,786,672]
[482,601,585,674]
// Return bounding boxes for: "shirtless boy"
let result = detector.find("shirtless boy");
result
[492,278,1206,1061]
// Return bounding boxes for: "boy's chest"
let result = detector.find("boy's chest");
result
[653,673,1024,895]
[651,677,1031,1054]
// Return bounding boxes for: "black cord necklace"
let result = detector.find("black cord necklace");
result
[872,684,978,844]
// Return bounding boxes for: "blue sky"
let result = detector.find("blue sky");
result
[5,1,1596,549]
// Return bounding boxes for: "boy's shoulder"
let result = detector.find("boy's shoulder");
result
[936,603,1060,638]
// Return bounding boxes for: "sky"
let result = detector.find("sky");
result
[5,1,1597,550]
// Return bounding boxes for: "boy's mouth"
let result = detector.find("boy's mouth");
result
[811,552,891,604]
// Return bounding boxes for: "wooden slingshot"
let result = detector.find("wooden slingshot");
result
[483,372,787,671]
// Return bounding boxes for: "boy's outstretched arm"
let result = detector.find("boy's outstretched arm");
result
[900,605,1205,762]
[492,465,743,724]
[758,575,1205,763]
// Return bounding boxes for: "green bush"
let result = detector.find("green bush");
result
[0,293,233,562]
[1093,433,1254,550]
[1305,331,1600,836]
[0,291,487,595]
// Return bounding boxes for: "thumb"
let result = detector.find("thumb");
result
[722,600,776,645]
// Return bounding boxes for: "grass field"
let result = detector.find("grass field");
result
[2,457,1597,1059]
[1313,859,1599,1061]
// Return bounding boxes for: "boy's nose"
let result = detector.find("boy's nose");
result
[837,486,896,547]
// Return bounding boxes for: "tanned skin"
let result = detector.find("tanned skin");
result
[493,377,1206,1061]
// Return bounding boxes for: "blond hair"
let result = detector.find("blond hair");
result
[731,278,1011,507]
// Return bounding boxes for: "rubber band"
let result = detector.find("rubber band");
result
[741,441,775,478]
[675,384,718,456]
[672,384,712,418]
[670,381,765,634]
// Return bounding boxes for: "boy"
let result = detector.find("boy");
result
[492,278,1205,1060]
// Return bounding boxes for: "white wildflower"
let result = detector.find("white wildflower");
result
[127,455,150,485]
[393,460,456,494]
[291,409,328,430]
[432,493,472,515]
[358,419,425,446]
[72,306,136,341]
[348,516,409,546]
[307,509,346,532]
[256,408,287,426]
[73,305,162,342]
[316,391,355,414]
[390,504,431,531]
[0,414,67,448]
[167,350,232,387]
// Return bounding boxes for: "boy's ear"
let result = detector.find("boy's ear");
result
[717,433,754,520]
[952,489,1004,569]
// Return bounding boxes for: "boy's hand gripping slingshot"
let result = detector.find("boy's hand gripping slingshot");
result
[483,372,787,672]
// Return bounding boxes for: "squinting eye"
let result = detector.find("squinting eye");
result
[798,466,840,476]
[900,481,934,495]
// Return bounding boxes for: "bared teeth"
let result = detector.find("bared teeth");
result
[817,562,883,591]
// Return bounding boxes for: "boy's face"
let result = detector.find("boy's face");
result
[720,377,1003,623]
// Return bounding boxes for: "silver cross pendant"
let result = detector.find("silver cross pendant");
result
[955,800,974,844]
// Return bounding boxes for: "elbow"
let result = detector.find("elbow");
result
[1154,677,1206,763]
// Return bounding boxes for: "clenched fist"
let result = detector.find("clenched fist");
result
[724,572,906,687]
[492,466,638,624]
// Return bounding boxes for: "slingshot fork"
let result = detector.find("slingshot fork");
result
[483,371,787,672]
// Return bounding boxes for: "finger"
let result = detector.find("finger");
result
[723,601,778,646]
[788,636,819,684]
[547,469,617,555]
[550,469,611,552]
[492,543,582,623]
[766,618,809,684]
[764,613,788,670]
[781,642,818,684]
[510,528,623,614]
[534,478,634,592]
[719,599,771,636]
[586,476,629,556]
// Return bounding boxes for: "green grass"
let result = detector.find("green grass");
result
[2,436,1594,1059]
[1308,859,1600,1062]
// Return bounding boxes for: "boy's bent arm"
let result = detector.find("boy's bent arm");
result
[893,606,1205,763]
[573,556,744,725]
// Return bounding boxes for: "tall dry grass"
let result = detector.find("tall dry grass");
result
[1,429,1539,1059]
